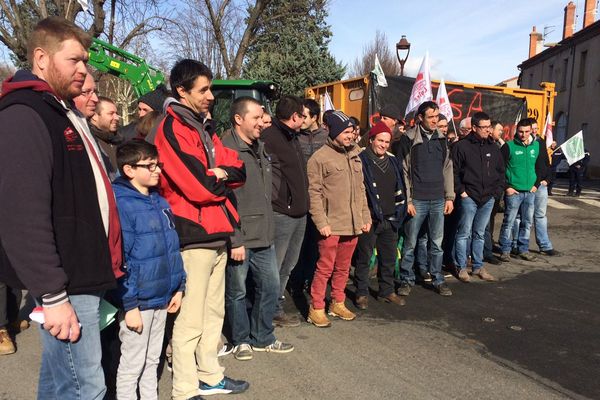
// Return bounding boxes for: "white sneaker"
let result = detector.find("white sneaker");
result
[233,343,253,361]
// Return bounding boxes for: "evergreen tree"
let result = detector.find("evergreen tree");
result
[243,0,344,97]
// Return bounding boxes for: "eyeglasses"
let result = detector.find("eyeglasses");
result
[132,162,163,172]
[80,89,98,97]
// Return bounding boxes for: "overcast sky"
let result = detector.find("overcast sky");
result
[327,0,583,85]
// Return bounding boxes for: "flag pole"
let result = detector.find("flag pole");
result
[450,118,458,135]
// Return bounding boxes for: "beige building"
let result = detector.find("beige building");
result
[518,0,599,175]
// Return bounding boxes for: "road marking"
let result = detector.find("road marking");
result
[547,198,577,209]
[576,198,600,208]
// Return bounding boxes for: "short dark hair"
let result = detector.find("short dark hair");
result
[170,59,213,100]
[438,114,448,122]
[96,96,115,114]
[491,120,502,128]
[117,140,159,177]
[516,118,533,129]
[230,96,262,126]
[416,101,439,117]
[275,95,303,121]
[303,98,320,119]
[472,112,490,127]
[349,116,360,127]
[27,17,91,64]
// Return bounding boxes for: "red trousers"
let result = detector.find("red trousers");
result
[310,235,358,309]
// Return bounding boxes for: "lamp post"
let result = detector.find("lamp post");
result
[396,35,411,76]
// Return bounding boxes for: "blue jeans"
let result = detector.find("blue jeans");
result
[499,191,535,254]
[534,184,553,251]
[38,293,105,400]
[455,197,494,271]
[400,199,445,286]
[225,245,280,347]
[273,212,306,316]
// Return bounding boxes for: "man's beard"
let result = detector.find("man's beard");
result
[47,61,82,100]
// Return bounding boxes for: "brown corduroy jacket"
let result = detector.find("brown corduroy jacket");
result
[307,138,371,236]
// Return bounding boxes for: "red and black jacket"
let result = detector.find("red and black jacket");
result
[154,102,246,247]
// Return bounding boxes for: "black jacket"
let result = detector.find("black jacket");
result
[359,150,406,230]
[222,131,275,248]
[0,71,116,299]
[452,132,505,206]
[261,119,309,217]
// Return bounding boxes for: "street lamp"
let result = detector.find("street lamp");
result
[396,35,411,77]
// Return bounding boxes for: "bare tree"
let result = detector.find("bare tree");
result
[162,0,270,78]
[348,30,400,78]
[0,0,106,64]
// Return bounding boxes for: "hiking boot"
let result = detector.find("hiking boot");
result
[307,305,331,328]
[252,340,294,353]
[379,293,406,306]
[540,249,560,256]
[458,268,470,283]
[328,300,356,321]
[0,328,15,356]
[355,295,368,310]
[510,248,519,256]
[198,376,249,395]
[473,268,496,282]
[397,282,412,296]
[519,252,537,261]
[233,343,253,361]
[484,255,502,265]
[435,283,453,296]
[499,252,511,262]
[272,312,301,328]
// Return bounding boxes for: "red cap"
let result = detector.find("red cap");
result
[368,121,392,138]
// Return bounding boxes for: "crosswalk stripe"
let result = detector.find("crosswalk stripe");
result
[547,198,577,209]
[576,198,600,208]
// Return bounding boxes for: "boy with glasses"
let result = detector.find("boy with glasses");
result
[112,140,185,399]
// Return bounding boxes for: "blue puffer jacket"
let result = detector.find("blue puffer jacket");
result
[113,177,185,311]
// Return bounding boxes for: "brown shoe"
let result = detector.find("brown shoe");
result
[458,268,470,283]
[355,295,368,310]
[379,293,406,306]
[273,312,301,327]
[0,328,15,356]
[328,300,356,321]
[307,305,331,328]
[473,268,496,282]
[9,319,29,333]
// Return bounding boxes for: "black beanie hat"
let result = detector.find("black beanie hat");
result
[325,110,354,139]
[138,84,169,113]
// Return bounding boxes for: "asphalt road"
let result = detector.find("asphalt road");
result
[1,179,599,400]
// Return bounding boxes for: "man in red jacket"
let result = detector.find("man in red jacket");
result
[154,59,248,399]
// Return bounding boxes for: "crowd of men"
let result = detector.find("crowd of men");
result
[0,16,571,400]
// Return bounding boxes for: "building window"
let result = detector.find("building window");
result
[548,64,554,82]
[561,58,568,90]
[578,51,587,86]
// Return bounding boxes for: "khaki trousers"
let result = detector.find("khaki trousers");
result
[172,247,227,400]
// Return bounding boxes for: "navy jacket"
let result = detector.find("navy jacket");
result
[359,151,407,230]
[113,177,185,311]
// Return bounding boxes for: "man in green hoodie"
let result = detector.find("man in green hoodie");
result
[498,118,542,262]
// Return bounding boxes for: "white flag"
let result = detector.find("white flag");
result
[435,78,453,121]
[323,91,334,112]
[405,51,433,115]
[543,113,553,148]
[560,131,585,165]
[372,54,388,87]
[77,0,89,12]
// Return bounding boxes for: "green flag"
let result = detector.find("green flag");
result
[561,131,585,165]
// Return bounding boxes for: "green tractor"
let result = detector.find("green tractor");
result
[88,38,278,134]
